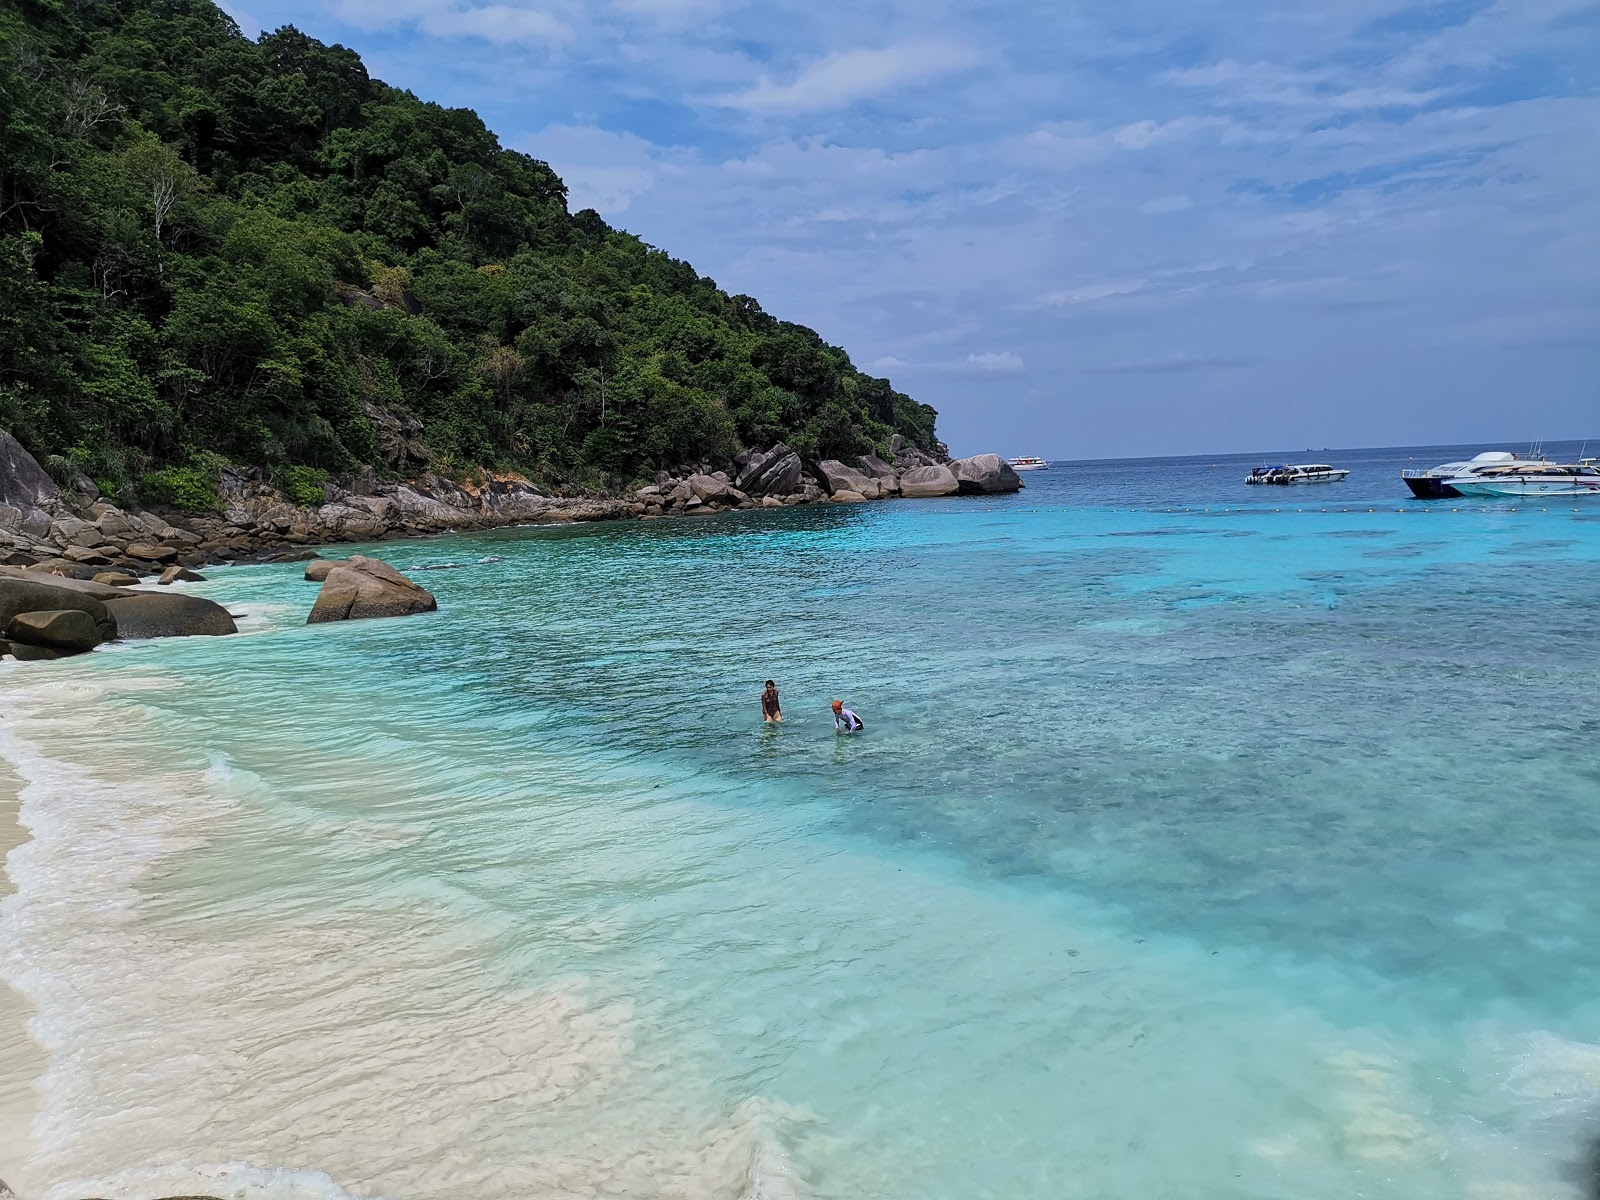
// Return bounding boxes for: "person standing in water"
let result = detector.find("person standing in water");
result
[761,680,783,723]
[831,700,864,734]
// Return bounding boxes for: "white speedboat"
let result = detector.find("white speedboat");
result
[1007,456,1048,471]
[1449,461,1600,498]
[1244,463,1350,485]
[1400,451,1519,498]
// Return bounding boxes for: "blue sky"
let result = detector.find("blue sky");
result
[222,0,1598,458]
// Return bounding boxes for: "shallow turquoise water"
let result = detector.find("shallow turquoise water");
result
[3,452,1600,1199]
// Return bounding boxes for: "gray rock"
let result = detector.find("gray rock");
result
[61,544,115,564]
[741,445,804,496]
[307,556,437,624]
[0,432,58,509]
[857,454,897,480]
[898,464,961,497]
[830,489,867,503]
[26,558,103,580]
[6,608,102,653]
[125,542,179,564]
[0,574,118,641]
[951,453,1024,495]
[93,571,141,587]
[305,559,338,582]
[9,642,71,661]
[104,592,237,639]
[159,565,207,584]
[815,459,877,497]
[687,473,738,504]
[50,516,100,546]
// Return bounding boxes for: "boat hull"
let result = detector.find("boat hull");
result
[1402,476,1462,499]
[1453,480,1600,498]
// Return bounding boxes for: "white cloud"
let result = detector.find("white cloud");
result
[433,4,569,43]
[960,351,1025,373]
[715,42,980,114]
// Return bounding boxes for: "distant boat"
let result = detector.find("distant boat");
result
[1007,456,1048,471]
[1244,463,1350,486]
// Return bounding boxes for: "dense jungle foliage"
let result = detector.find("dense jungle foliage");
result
[0,0,939,504]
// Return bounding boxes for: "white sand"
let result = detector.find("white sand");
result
[0,760,44,1195]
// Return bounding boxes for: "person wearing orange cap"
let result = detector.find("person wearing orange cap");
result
[831,699,864,734]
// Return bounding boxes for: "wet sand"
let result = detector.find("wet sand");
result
[0,760,43,1193]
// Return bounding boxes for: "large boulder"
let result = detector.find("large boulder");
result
[739,445,804,497]
[857,454,897,481]
[94,571,141,587]
[6,609,102,654]
[0,574,118,641]
[951,453,1023,495]
[307,556,437,624]
[104,592,237,639]
[814,459,878,498]
[687,473,738,505]
[305,559,339,582]
[159,565,207,584]
[898,464,961,498]
[0,433,59,515]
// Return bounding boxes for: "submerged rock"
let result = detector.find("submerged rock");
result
[103,592,238,639]
[307,555,437,624]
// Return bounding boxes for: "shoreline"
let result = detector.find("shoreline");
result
[1,435,1021,582]
[0,753,43,1195]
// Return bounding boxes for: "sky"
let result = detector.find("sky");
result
[220,0,1599,459]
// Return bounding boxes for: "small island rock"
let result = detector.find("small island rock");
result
[952,453,1024,494]
[307,555,437,624]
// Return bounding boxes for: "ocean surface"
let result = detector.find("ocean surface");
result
[3,441,1600,1200]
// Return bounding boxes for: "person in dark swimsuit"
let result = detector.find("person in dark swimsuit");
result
[761,680,782,723]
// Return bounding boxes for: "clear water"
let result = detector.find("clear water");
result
[3,443,1600,1200]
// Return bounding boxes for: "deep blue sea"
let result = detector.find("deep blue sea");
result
[2,441,1599,1200]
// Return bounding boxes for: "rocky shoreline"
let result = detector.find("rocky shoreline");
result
[0,433,1022,582]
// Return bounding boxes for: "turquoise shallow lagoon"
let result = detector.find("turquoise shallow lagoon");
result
[3,445,1600,1199]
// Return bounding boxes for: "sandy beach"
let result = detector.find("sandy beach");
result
[0,758,43,1193]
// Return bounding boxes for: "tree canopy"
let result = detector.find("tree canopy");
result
[0,0,939,502]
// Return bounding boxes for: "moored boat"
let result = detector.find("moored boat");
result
[1245,463,1350,486]
[1450,461,1600,498]
[1400,451,1518,499]
[1007,456,1048,471]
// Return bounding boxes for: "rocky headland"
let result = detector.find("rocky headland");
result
[0,432,1021,584]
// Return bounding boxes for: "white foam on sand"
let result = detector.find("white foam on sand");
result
[0,667,812,1200]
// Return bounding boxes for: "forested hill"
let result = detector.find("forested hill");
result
[0,0,939,506]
